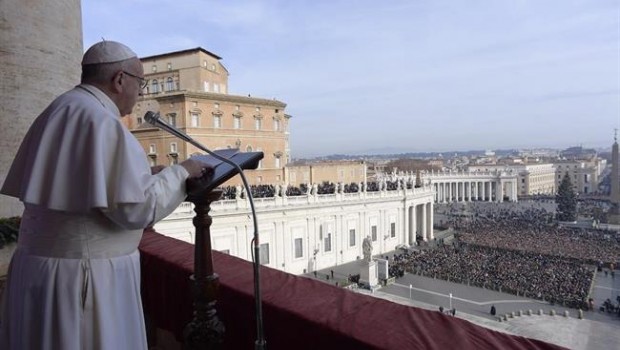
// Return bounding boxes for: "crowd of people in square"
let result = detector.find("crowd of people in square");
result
[390,244,594,309]
[390,201,619,310]
[452,204,619,266]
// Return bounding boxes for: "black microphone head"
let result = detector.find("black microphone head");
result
[144,111,160,125]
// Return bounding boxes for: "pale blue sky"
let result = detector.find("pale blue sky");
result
[82,0,620,158]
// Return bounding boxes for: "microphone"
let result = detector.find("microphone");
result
[143,110,267,349]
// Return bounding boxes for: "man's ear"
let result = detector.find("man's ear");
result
[111,70,124,93]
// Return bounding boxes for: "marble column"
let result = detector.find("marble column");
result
[0,0,82,217]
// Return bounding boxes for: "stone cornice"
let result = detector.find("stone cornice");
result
[140,90,287,108]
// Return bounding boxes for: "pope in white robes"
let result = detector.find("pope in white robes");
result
[0,41,207,350]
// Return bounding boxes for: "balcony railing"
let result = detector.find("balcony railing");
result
[139,229,563,350]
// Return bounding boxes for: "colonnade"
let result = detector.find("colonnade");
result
[406,202,433,245]
[381,171,519,204]
[432,179,518,203]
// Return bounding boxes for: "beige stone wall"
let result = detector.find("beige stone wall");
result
[141,49,228,94]
[467,164,556,196]
[555,160,600,194]
[124,48,289,187]
[0,0,82,217]
[522,164,556,195]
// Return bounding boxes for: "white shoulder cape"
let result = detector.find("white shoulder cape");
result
[1,85,153,212]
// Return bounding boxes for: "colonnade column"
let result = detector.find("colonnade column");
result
[486,182,492,202]
[412,204,417,244]
[421,204,427,241]
[406,205,410,245]
[467,182,470,201]
[498,180,504,202]
[441,183,445,202]
[512,180,518,201]
[426,202,433,240]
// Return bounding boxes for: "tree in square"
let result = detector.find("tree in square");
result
[556,171,577,222]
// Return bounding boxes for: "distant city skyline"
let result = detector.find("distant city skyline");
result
[83,0,620,157]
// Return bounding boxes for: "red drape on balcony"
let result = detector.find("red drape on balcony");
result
[139,230,565,350]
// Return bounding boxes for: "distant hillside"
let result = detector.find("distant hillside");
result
[295,149,522,162]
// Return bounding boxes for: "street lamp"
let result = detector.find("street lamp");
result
[409,284,412,300]
[449,293,453,310]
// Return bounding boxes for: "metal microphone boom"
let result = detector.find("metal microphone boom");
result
[143,111,267,349]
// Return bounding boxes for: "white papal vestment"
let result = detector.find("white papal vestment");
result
[0,85,190,349]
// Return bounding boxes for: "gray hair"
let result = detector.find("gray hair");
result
[81,59,134,84]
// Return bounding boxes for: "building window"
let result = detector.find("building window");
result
[256,106,261,112]
[151,79,158,93]
[246,145,253,152]
[275,156,281,168]
[203,81,209,92]
[235,105,240,111]
[166,77,174,91]
[169,156,178,166]
[294,238,303,258]
[390,222,396,238]
[324,233,332,252]
[148,157,156,167]
[203,60,208,67]
[274,118,280,131]
[259,243,269,265]
[255,118,262,130]
[213,83,220,93]
[170,142,177,153]
[349,229,356,247]
[191,113,199,127]
[214,102,220,109]
[371,225,377,241]
[152,65,157,72]
[168,114,176,127]
[234,116,241,129]
[167,62,172,71]
[213,115,221,128]
[210,63,216,71]
[136,117,142,124]
[149,144,156,154]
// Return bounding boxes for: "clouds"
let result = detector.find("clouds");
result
[82,0,620,157]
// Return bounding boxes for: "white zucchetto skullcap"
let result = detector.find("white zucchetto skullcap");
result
[82,40,137,65]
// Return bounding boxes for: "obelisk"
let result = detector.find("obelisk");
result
[609,129,620,225]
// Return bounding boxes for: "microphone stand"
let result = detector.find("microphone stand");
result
[145,112,267,349]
